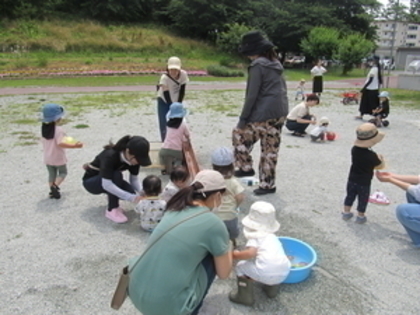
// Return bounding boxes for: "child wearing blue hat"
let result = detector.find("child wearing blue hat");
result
[41,103,83,199]
[370,91,390,127]
[159,102,190,175]
[211,147,245,246]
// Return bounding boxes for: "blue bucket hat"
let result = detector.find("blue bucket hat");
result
[378,91,389,98]
[167,102,187,120]
[42,103,64,123]
[211,147,234,166]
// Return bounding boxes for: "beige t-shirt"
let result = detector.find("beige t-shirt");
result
[215,177,244,221]
[287,102,309,120]
[157,70,189,102]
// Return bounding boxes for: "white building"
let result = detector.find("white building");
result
[373,20,420,61]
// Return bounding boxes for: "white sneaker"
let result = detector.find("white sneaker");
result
[105,208,128,223]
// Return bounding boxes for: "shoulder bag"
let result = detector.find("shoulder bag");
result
[110,209,210,310]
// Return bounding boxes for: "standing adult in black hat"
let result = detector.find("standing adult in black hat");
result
[82,135,151,223]
[356,55,382,119]
[232,30,289,195]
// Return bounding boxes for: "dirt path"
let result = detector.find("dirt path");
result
[0,76,399,95]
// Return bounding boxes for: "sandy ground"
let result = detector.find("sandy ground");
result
[1,83,420,315]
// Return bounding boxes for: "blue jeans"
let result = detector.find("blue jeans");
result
[82,171,134,210]
[191,254,216,315]
[395,192,420,247]
[157,97,170,142]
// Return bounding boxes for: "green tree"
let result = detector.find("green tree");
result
[216,23,252,54]
[336,33,374,75]
[300,27,340,60]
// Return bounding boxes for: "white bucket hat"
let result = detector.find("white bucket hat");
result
[242,201,280,239]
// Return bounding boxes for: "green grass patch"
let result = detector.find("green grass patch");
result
[11,119,37,125]
[74,124,89,129]
[15,141,38,146]
[0,75,246,88]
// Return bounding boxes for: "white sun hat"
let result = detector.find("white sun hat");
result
[242,201,280,239]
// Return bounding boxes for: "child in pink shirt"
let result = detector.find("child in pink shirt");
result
[159,102,190,175]
[41,103,83,199]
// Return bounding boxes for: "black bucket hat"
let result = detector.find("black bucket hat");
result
[127,136,152,167]
[238,31,275,56]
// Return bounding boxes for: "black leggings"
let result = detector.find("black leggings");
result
[83,171,135,210]
[344,181,370,213]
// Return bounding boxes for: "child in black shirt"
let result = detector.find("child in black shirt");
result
[342,123,385,224]
[370,91,390,127]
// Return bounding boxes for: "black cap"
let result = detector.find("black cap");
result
[127,136,151,167]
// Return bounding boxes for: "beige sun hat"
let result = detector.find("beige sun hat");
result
[354,123,384,148]
[319,116,329,125]
[167,56,181,70]
[192,170,226,193]
[242,201,280,239]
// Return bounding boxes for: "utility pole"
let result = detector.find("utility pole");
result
[386,0,399,88]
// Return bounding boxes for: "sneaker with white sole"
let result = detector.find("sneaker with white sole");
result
[105,208,128,223]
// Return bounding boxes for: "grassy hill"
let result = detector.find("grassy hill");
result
[0,19,235,73]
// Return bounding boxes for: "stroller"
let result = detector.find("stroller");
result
[342,91,359,105]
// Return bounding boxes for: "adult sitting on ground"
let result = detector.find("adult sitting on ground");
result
[82,135,151,223]
[232,30,289,196]
[128,170,232,315]
[376,171,420,248]
[286,94,320,137]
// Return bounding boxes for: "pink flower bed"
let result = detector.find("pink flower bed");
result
[0,69,208,78]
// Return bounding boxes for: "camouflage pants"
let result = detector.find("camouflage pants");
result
[232,118,284,189]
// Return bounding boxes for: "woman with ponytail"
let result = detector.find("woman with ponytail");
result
[128,170,232,315]
[82,135,151,223]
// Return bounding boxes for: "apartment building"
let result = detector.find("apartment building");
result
[373,20,420,67]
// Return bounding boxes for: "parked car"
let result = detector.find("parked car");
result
[284,56,305,67]
[406,60,420,72]
[382,59,395,70]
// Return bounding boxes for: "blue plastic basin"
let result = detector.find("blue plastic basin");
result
[278,236,317,284]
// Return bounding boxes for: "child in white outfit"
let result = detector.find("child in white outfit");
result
[310,116,329,142]
[229,201,291,306]
[211,147,245,246]
[295,79,306,101]
[160,165,190,202]
[135,175,166,232]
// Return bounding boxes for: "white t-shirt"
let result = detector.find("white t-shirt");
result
[160,181,179,203]
[157,70,189,102]
[365,66,379,90]
[135,197,166,232]
[287,102,309,120]
[310,65,326,77]
[310,125,328,137]
[235,234,291,285]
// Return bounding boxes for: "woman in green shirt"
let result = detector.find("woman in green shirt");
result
[128,170,233,315]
